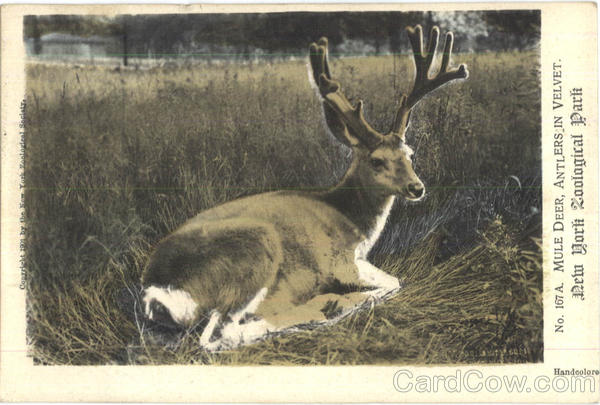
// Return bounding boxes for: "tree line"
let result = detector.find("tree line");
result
[25,10,540,61]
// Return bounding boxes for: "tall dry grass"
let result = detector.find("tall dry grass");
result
[25,52,541,364]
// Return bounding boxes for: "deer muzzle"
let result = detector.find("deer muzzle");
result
[405,181,425,201]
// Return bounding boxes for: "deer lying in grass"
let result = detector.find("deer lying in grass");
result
[140,25,468,350]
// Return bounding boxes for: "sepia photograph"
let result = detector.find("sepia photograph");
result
[21,9,544,366]
[2,3,599,402]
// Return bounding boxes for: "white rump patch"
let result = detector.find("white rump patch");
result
[354,196,396,260]
[143,285,198,325]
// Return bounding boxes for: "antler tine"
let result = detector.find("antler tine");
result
[391,25,468,137]
[309,38,337,96]
[424,27,439,75]
[309,37,385,150]
[440,31,454,73]
[318,37,332,80]
[407,25,468,108]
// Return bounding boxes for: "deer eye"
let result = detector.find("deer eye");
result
[370,158,386,170]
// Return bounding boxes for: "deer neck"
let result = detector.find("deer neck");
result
[320,158,395,238]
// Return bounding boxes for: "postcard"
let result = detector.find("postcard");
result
[0,2,598,402]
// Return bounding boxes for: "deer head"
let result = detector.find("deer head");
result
[309,25,468,201]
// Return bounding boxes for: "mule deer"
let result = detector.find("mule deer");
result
[141,25,468,350]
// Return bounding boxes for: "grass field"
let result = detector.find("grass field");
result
[25,51,542,365]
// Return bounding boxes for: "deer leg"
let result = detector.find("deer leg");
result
[199,310,221,347]
[229,287,268,323]
[203,288,276,351]
[256,290,367,331]
[304,292,369,321]
[256,295,327,330]
[354,258,401,300]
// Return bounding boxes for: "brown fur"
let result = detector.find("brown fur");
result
[142,26,466,333]
[142,137,420,329]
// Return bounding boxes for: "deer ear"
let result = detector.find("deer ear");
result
[323,104,358,148]
[344,130,363,148]
[405,110,412,129]
[392,133,405,144]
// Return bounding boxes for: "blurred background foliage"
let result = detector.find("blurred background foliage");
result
[24,10,540,61]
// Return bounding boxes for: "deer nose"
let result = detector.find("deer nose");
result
[407,182,425,199]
